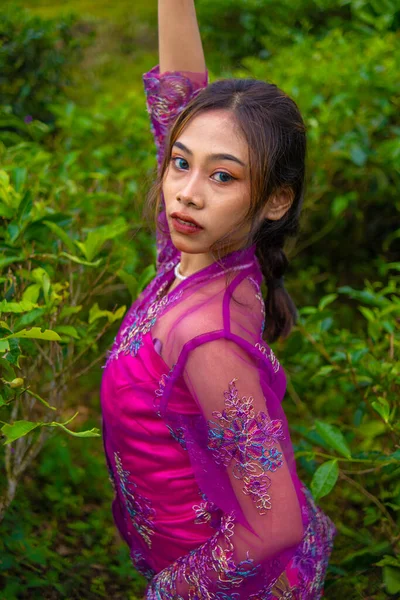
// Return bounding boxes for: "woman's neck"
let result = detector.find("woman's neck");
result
[178,251,215,278]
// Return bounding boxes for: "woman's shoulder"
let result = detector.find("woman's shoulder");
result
[170,273,265,348]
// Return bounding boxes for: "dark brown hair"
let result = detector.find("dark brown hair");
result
[147,77,307,343]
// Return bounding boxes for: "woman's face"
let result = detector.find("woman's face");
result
[162,109,252,258]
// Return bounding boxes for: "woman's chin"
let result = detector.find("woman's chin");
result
[170,235,208,255]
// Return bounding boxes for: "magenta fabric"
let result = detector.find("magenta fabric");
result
[100,64,336,599]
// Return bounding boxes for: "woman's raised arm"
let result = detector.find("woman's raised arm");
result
[158,0,206,73]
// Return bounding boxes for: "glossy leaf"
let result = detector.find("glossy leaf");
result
[315,421,352,458]
[311,460,339,500]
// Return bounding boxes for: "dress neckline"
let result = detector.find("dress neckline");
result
[158,243,259,301]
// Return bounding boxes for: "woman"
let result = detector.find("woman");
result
[100,1,336,597]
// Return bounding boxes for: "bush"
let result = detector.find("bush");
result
[279,278,400,597]
[0,4,94,123]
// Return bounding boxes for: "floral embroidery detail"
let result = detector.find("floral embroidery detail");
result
[144,69,206,164]
[193,492,222,529]
[289,487,336,599]
[131,547,156,582]
[146,512,260,599]
[113,451,155,548]
[107,283,183,362]
[255,342,280,374]
[207,378,285,514]
[108,465,117,494]
[248,276,266,336]
[247,276,281,374]
[166,424,186,449]
[154,367,188,448]
[270,572,300,599]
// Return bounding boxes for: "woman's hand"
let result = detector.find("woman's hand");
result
[158,0,206,73]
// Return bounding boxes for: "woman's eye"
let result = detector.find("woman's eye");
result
[172,157,189,170]
[212,171,234,184]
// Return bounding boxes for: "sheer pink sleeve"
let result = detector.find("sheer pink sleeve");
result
[143,65,208,269]
[146,335,306,598]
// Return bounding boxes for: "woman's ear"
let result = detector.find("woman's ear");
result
[262,188,294,221]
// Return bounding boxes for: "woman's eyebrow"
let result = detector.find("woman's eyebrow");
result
[173,141,246,167]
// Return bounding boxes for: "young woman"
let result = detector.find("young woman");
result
[100,1,336,598]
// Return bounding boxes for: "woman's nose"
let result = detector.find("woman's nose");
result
[176,173,205,208]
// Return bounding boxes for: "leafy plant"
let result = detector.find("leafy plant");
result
[280,277,400,596]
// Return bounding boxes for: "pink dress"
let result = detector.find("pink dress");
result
[100,65,336,599]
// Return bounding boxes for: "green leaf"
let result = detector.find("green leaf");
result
[2,327,61,341]
[0,340,10,352]
[24,388,56,410]
[60,252,102,267]
[1,420,40,444]
[88,303,126,325]
[371,397,391,424]
[383,566,400,595]
[43,220,76,253]
[22,283,41,304]
[52,423,101,438]
[310,460,339,500]
[376,555,400,568]
[78,217,128,262]
[117,269,138,300]
[318,293,338,310]
[54,325,80,340]
[137,264,156,294]
[315,420,352,458]
[359,306,375,322]
[310,365,336,380]
[0,300,38,314]
[0,254,24,270]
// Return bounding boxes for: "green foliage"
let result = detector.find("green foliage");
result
[0,433,146,599]
[0,1,399,599]
[0,4,95,122]
[197,0,400,69]
[281,279,400,597]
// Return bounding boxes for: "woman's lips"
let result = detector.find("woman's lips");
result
[171,216,204,235]
[170,212,203,228]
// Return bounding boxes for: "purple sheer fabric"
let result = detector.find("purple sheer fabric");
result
[100,64,336,599]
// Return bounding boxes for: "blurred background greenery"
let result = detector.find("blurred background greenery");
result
[0,1,399,598]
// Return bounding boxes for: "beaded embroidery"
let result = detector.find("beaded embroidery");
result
[113,451,155,548]
[208,378,285,515]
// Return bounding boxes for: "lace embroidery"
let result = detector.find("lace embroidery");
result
[255,342,280,374]
[146,512,260,599]
[247,277,280,374]
[131,548,156,582]
[108,465,117,494]
[113,451,155,548]
[144,69,206,164]
[193,491,222,529]
[289,487,336,599]
[246,487,336,600]
[208,378,285,514]
[107,282,183,362]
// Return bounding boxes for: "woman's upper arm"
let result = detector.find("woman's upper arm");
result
[143,65,208,168]
[181,335,305,554]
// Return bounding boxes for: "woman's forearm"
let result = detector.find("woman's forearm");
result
[158,0,206,74]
